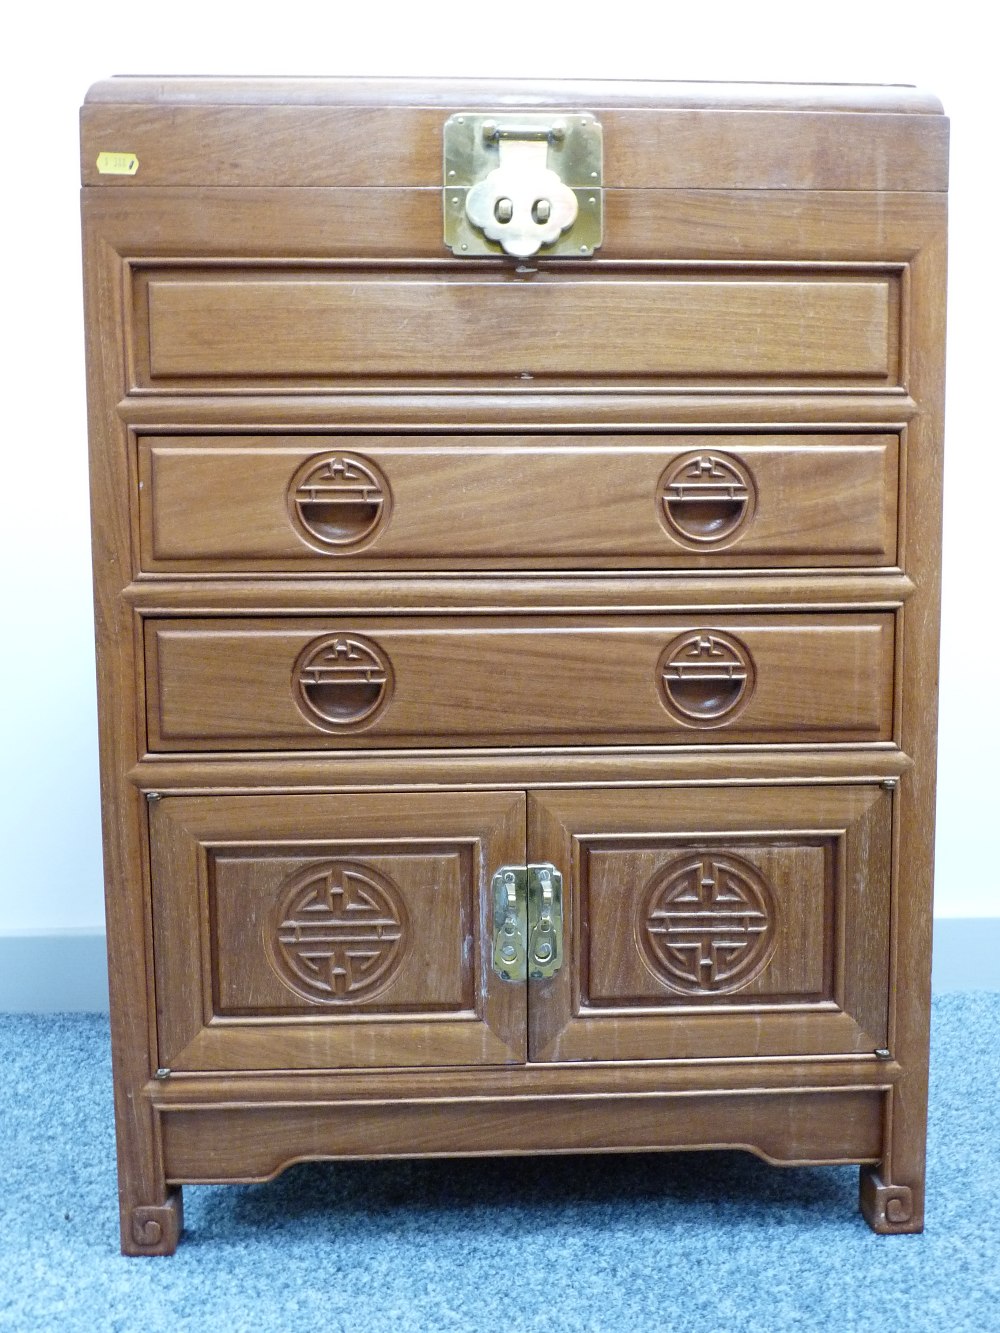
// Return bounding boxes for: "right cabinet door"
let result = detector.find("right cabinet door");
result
[528,785,891,1063]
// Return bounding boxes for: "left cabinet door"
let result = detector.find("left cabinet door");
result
[149,790,526,1071]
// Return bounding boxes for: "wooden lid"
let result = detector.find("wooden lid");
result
[81,76,948,191]
[84,76,944,114]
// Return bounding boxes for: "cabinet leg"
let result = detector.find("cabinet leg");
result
[122,1188,184,1256]
[858,1165,921,1234]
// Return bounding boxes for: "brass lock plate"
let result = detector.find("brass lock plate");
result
[444,113,603,259]
[490,862,564,982]
[491,865,528,982]
[526,863,563,980]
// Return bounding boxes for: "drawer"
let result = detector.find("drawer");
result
[131,266,901,390]
[137,433,899,571]
[143,613,895,751]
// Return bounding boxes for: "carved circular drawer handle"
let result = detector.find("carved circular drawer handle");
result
[656,630,756,727]
[637,852,777,994]
[288,452,391,552]
[657,450,757,549]
[266,860,408,1004]
[292,634,394,731]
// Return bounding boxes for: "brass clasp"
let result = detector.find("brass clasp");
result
[527,863,564,980]
[491,865,528,982]
[444,112,602,259]
[490,862,564,982]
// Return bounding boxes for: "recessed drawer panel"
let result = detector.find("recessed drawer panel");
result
[144,614,894,751]
[138,434,899,571]
[133,267,900,389]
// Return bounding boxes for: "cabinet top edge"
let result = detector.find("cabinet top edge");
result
[82,76,945,116]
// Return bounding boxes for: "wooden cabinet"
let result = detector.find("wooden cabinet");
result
[81,77,947,1253]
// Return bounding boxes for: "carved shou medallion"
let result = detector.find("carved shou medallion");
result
[266,861,408,1004]
[637,852,777,994]
[657,450,757,548]
[288,451,390,552]
[292,633,394,731]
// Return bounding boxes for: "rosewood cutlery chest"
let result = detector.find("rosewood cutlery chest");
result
[80,76,948,1252]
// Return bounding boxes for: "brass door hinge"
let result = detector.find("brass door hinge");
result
[444,113,602,259]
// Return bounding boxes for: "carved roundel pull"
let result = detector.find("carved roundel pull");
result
[656,630,756,728]
[657,450,757,549]
[288,452,391,552]
[293,634,394,732]
[637,851,778,995]
[266,860,408,1004]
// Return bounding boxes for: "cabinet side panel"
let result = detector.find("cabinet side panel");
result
[83,199,179,1253]
[877,204,948,1230]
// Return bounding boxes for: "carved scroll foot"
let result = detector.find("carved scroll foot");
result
[123,1187,183,1256]
[859,1166,921,1234]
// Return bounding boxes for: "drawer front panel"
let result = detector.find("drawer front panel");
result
[150,790,526,1071]
[528,784,891,1062]
[138,434,899,571]
[134,267,900,388]
[144,614,895,750]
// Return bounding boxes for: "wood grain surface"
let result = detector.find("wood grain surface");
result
[82,78,948,191]
[161,1088,886,1184]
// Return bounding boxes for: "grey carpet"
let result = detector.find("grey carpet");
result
[1,996,998,1332]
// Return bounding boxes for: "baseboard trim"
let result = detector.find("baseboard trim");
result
[0,920,997,1012]
[0,931,110,1012]
[930,918,1000,993]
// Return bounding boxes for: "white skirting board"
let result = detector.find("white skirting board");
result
[0,921,997,1012]
[0,932,110,1012]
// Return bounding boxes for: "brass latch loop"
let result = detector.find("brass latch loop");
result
[481,119,566,143]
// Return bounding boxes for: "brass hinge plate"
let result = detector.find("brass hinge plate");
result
[444,112,603,259]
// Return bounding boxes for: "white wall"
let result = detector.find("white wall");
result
[0,1,991,930]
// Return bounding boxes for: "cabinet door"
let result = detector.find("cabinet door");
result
[150,791,525,1071]
[527,786,890,1062]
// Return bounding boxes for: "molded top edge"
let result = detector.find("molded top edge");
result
[83,76,945,115]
